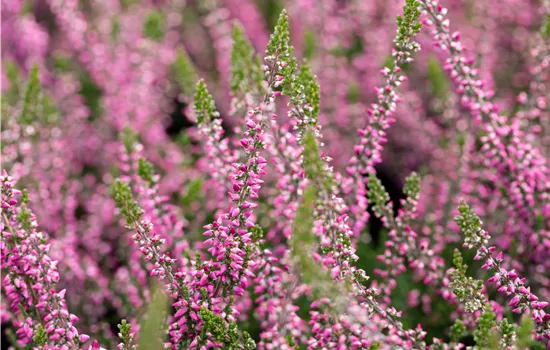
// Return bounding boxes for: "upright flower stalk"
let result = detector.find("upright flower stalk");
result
[111,10,303,348]
[1,171,90,348]
[368,172,445,301]
[194,80,238,214]
[347,0,422,175]
[198,8,294,305]
[273,3,428,346]
[448,250,519,349]
[111,179,194,347]
[299,129,427,348]
[229,20,311,347]
[345,0,423,236]
[419,0,550,255]
[114,136,189,316]
[519,3,550,156]
[455,202,550,342]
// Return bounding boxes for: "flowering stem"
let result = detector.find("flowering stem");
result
[1,173,88,349]
[420,0,550,234]
[455,202,550,341]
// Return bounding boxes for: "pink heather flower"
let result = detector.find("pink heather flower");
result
[456,202,550,340]
[1,171,90,348]
[3,0,550,348]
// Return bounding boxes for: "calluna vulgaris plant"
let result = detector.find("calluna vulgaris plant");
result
[2,0,550,348]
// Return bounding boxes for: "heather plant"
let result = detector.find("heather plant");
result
[2,0,550,349]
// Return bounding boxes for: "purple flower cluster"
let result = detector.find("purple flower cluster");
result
[2,171,90,348]
[2,0,550,349]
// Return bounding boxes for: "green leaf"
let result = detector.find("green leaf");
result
[382,55,396,70]
[110,179,143,225]
[137,285,169,349]
[32,324,48,346]
[198,307,255,349]
[121,127,138,154]
[303,31,317,59]
[403,172,420,200]
[111,16,121,41]
[498,318,516,349]
[259,0,283,31]
[473,306,498,349]
[449,248,485,313]
[20,64,40,124]
[5,60,21,98]
[265,9,297,95]
[193,80,219,125]
[347,83,361,103]
[541,13,550,38]
[427,56,449,99]
[368,342,381,350]
[143,11,165,41]
[450,319,467,343]
[79,70,103,121]
[297,62,320,121]
[137,158,156,186]
[302,130,323,181]
[181,178,203,207]
[396,0,422,43]
[517,316,536,349]
[290,184,336,298]
[230,22,263,97]
[292,185,317,248]
[173,48,197,95]
[117,320,135,350]
[455,201,489,249]
[367,173,391,219]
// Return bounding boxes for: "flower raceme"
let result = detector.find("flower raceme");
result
[454,202,550,342]
[2,0,550,349]
[1,171,90,349]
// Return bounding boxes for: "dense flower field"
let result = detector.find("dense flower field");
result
[2,0,550,348]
